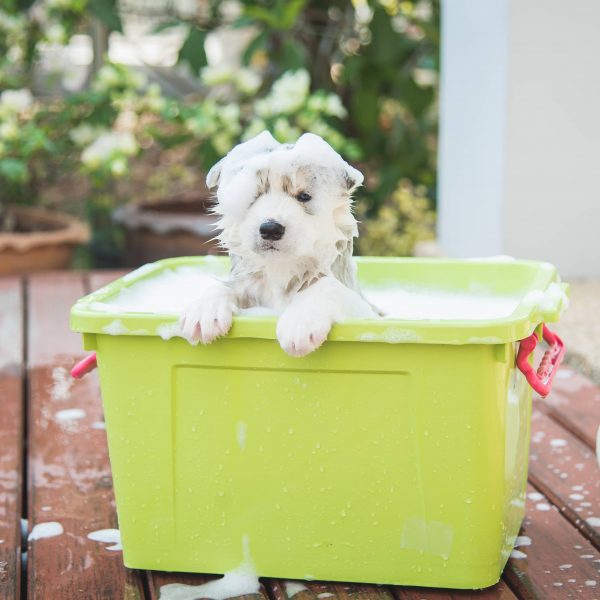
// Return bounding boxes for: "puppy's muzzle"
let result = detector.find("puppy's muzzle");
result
[259,220,285,241]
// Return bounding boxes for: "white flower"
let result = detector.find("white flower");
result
[110,157,127,176]
[254,98,273,119]
[69,124,103,147]
[0,11,23,33]
[81,131,138,168]
[95,65,120,91]
[0,120,19,140]
[212,131,233,156]
[1,88,33,113]
[268,70,310,114]
[235,69,261,95]
[273,118,301,143]
[324,94,347,118]
[242,118,268,141]
[44,22,66,44]
[201,65,234,87]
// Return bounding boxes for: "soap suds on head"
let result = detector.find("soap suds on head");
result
[51,367,73,401]
[28,522,63,541]
[159,533,259,600]
[510,549,527,559]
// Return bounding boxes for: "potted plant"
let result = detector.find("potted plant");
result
[0,88,90,274]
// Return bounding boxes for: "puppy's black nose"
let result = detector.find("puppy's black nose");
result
[259,220,285,241]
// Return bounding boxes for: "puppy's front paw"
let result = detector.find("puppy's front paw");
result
[179,293,234,345]
[276,306,332,357]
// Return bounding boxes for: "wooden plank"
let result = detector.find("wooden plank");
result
[271,578,394,600]
[393,582,516,599]
[537,366,600,449]
[528,407,600,548]
[504,483,600,599]
[0,277,23,600]
[26,272,145,599]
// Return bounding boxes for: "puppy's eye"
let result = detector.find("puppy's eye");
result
[296,191,312,203]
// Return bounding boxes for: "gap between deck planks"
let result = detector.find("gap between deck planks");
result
[7,269,600,600]
[0,277,24,600]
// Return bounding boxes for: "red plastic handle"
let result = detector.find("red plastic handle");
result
[71,352,98,379]
[516,325,565,397]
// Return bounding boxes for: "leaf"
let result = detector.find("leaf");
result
[280,0,306,30]
[0,159,29,183]
[242,5,280,28]
[280,38,307,70]
[90,0,123,32]
[152,19,183,34]
[178,27,208,75]
[242,31,268,66]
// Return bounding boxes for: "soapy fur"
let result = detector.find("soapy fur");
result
[179,131,376,356]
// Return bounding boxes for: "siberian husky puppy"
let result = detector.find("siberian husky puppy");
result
[180,131,376,356]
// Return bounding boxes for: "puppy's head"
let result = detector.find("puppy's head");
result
[208,131,363,270]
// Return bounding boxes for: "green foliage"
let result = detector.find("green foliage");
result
[178,28,208,74]
[157,68,359,173]
[161,0,439,237]
[357,180,436,256]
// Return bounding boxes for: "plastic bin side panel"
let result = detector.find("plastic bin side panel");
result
[95,335,526,588]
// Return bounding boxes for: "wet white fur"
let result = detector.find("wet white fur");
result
[179,131,376,356]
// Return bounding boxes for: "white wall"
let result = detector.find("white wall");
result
[438,0,600,279]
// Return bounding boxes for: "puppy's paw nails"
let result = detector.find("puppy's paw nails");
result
[180,298,233,345]
[276,310,331,357]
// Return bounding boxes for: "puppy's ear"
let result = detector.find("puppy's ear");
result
[206,158,224,189]
[207,131,280,191]
[342,164,364,193]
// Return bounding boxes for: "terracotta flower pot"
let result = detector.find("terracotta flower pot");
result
[113,195,222,267]
[0,206,90,275]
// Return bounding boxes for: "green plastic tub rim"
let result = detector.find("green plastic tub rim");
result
[70,256,568,348]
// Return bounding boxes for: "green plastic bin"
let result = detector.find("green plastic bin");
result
[70,257,568,589]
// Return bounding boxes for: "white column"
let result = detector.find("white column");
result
[438,0,600,278]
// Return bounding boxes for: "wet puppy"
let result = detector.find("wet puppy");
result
[179,131,376,356]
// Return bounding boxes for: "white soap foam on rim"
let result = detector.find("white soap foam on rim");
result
[28,522,63,541]
[96,265,530,322]
[366,287,521,320]
[159,533,259,600]
[99,266,224,315]
[87,528,122,551]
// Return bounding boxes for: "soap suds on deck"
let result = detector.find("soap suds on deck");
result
[28,522,63,541]
[159,534,259,600]
[87,528,122,551]
[51,367,73,401]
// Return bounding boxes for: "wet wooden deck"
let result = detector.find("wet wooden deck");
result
[0,271,599,599]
